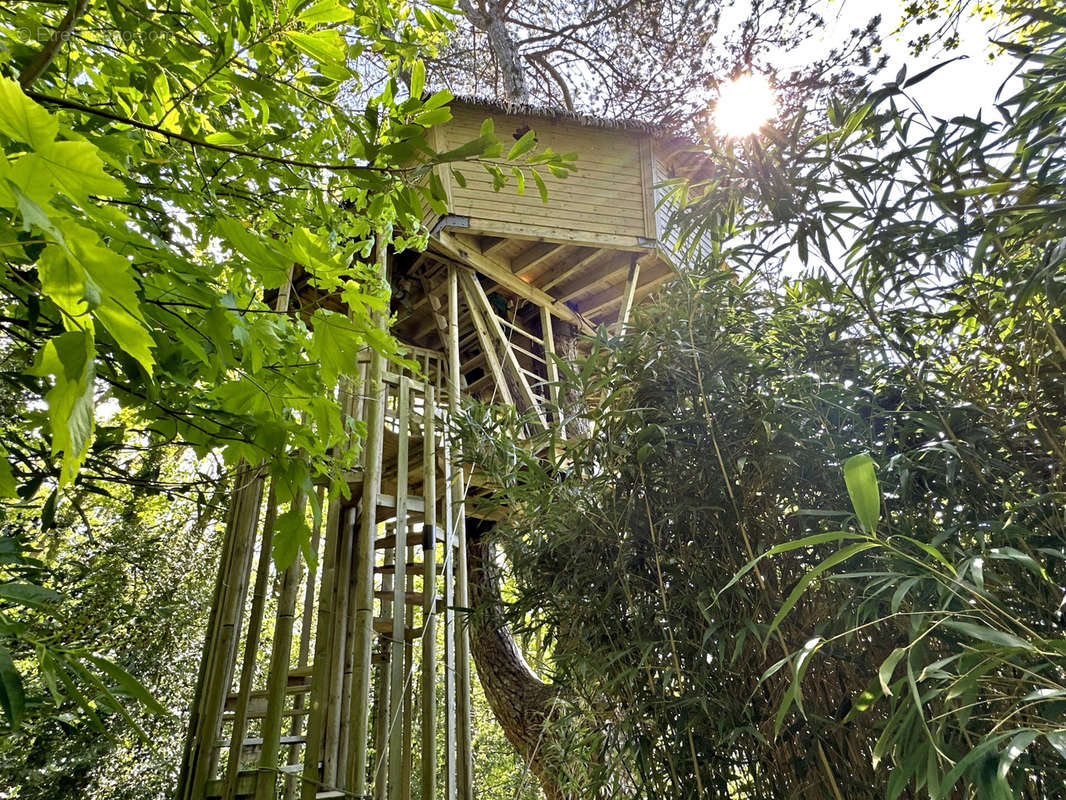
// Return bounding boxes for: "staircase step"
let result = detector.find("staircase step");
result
[372,617,425,640]
[374,526,446,550]
[374,590,444,611]
[374,561,442,576]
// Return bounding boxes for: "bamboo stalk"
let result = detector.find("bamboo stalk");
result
[444,270,460,800]
[421,384,438,800]
[283,485,325,800]
[256,488,308,800]
[448,265,475,800]
[388,377,411,800]
[402,541,414,800]
[180,464,264,800]
[346,237,391,795]
[223,483,280,800]
[324,508,355,783]
[373,545,394,800]
[300,496,344,800]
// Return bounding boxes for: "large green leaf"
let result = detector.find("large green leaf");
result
[0,644,25,729]
[0,77,57,148]
[843,453,880,533]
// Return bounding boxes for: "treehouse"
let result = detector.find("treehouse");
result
[176,98,707,800]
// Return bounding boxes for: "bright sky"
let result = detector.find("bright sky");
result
[818,0,1018,117]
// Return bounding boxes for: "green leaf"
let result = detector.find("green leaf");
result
[410,59,426,99]
[940,620,1035,651]
[298,0,353,24]
[273,505,309,570]
[284,29,346,67]
[0,582,63,609]
[843,453,880,532]
[767,542,877,638]
[0,77,58,148]
[531,168,548,203]
[507,129,537,160]
[203,131,249,146]
[414,107,451,127]
[31,330,96,485]
[36,141,126,198]
[878,647,906,696]
[68,228,155,375]
[0,447,16,498]
[86,655,168,716]
[0,645,25,729]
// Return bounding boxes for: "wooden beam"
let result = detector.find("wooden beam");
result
[456,273,515,407]
[616,256,641,332]
[580,261,673,319]
[450,217,656,252]
[511,242,562,277]
[553,253,631,304]
[479,236,508,255]
[539,248,604,292]
[539,306,560,410]
[434,231,594,334]
[459,270,546,426]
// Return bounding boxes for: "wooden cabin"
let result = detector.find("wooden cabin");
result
[392,97,709,409]
[177,99,709,800]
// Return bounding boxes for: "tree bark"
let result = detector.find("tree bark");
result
[466,519,566,800]
[456,0,529,103]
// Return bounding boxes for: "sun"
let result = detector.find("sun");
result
[714,73,776,137]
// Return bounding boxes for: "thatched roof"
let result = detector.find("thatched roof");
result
[449,94,674,136]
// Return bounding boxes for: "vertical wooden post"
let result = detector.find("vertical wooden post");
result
[323,509,355,784]
[388,377,411,799]
[373,545,394,800]
[441,436,457,800]
[283,485,324,800]
[420,383,438,800]
[256,487,308,800]
[617,255,641,332]
[222,485,280,800]
[301,497,344,800]
[177,463,264,800]
[346,236,390,796]
[539,306,560,410]
[447,264,475,800]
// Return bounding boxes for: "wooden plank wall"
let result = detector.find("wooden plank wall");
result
[442,106,649,241]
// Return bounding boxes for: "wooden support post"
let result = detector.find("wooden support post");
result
[256,488,308,800]
[441,438,457,800]
[223,485,280,800]
[387,377,411,800]
[373,546,394,800]
[459,270,546,426]
[402,542,414,800]
[539,306,560,411]
[345,237,391,796]
[458,273,515,408]
[447,265,474,800]
[324,510,355,784]
[177,464,264,800]
[300,497,345,800]
[420,384,438,800]
[283,485,324,800]
[617,255,641,332]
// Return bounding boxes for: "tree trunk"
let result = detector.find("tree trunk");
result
[466,519,565,799]
[457,0,529,103]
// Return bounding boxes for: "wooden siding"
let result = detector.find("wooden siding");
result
[439,105,651,242]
